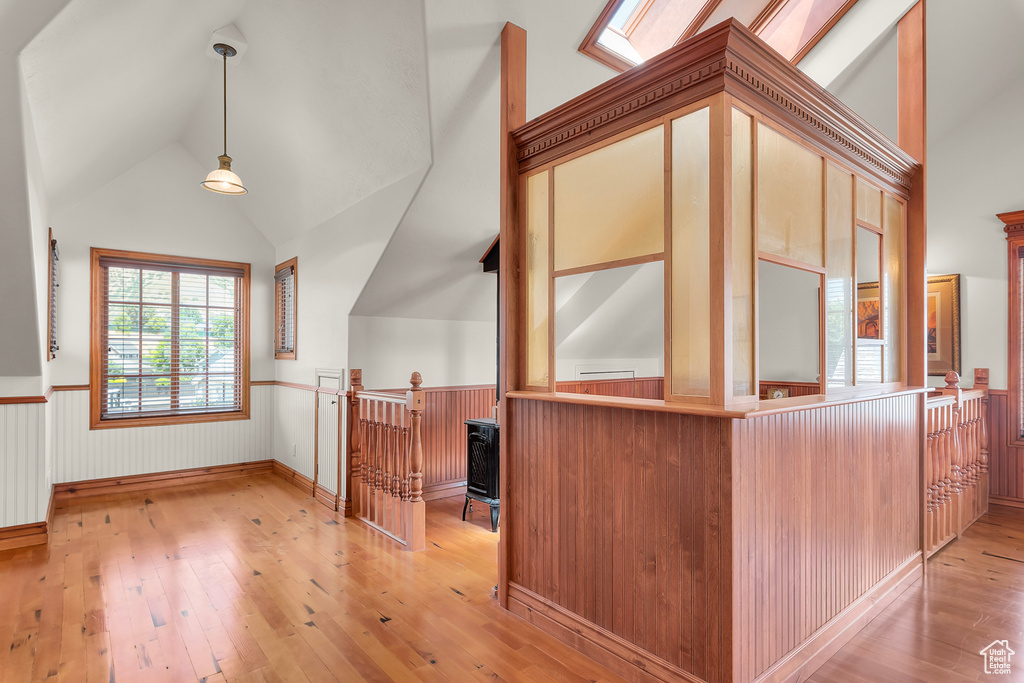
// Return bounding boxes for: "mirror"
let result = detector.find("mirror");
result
[554,261,664,398]
[855,227,883,383]
[758,260,820,397]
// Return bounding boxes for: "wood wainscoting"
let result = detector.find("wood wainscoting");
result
[505,391,923,683]
[986,389,1024,506]
[556,377,664,399]
[368,383,496,501]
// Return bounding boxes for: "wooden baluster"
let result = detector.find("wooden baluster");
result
[405,372,426,551]
[978,369,991,519]
[364,399,375,521]
[349,370,363,517]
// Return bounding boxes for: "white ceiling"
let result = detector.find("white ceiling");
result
[20,0,432,246]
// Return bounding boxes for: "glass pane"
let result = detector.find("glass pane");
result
[106,378,133,413]
[180,273,207,305]
[180,376,207,409]
[758,260,820,386]
[141,340,170,376]
[209,276,236,308]
[179,341,208,375]
[141,306,170,337]
[554,262,663,396]
[884,195,904,383]
[209,344,236,374]
[180,308,207,338]
[757,123,824,267]
[526,171,550,388]
[108,304,138,335]
[209,310,236,340]
[107,267,139,302]
[106,338,140,376]
[671,108,710,397]
[856,178,882,228]
[856,227,882,384]
[208,376,236,408]
[140,376,172,412]
[141,270,171,304]
[825,164,854,389]
[553,126,664,272]
[732,108,754,397]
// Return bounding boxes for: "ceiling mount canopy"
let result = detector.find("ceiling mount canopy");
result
[201,42,247,195]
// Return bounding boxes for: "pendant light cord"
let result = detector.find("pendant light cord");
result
[222,51,228,157]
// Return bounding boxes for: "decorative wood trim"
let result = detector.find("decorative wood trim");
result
[271,459,314,492]
[678,0,724,43]
[508,583,699,683]
[1001,210,1024,447]
[54,461,275,500]
[751,554,922,683]
[0,522,47,552]
[990,497,1024,510]
[274,380,320,392]
[251,379,276,386]
[516,20,916,192]
[0,395,47,404]
[791,0,859,64]
[551,251,665,278]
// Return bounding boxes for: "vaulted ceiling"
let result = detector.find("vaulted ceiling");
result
[20,0,431,246]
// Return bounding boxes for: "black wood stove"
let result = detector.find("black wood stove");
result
[463,418,499,532]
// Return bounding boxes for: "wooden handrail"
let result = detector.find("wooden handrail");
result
[923,369,990,557]
[347,369,427,551]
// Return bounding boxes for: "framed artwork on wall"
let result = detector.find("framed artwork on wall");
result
[926,274,961,376]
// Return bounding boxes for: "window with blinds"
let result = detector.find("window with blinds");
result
[274,258,297,359]
[47,228,59,360]
[90,248,251,429]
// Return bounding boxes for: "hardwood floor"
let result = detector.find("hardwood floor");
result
[3,475,1022,682]
[811,504,1024,682]
[0,475,626,682]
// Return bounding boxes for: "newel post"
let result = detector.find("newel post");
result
[405,372,426,551]
[349,369,363,516]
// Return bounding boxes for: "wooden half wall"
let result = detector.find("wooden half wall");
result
[505,391,923,683]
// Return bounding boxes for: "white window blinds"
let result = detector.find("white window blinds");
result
[99,256,245,419]
[275,262,296,356]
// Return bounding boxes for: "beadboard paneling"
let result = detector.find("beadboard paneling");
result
[52,385,274,484]
[273,384,316,481]
[0,402,47,526]
[316,391,343,496]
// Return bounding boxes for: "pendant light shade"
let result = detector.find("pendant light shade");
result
[202,43,247,195]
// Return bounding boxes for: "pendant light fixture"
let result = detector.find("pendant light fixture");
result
[201,43,247,195]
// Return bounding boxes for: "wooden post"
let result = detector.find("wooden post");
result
[349,369,363,517]
[405,371,426,551]
[498,20,527,608]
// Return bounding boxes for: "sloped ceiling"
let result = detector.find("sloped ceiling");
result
[20,0,431,246]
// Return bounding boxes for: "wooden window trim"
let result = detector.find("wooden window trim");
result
[89,247,251,430]
[274,257,298,360]
[1001,210,1024,445]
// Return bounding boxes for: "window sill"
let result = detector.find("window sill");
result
[89,409,250,430]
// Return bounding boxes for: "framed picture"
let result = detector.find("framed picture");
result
[927,274,961,377]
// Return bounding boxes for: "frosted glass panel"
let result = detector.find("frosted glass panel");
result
[553,127,664,272]
[671,108,711,397]
[732,108,754,397]
[757,123,823,267]
[825,164,854,389]
[758,261,820,384]
[883,195,904,383]
[856,178,882,228]
[527,171,550,388]
[856,227,882,384]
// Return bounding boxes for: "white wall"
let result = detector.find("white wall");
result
[926,79,1024,390]
[349,315,497,390]
[49,142,276,385]
[273,169,428,391]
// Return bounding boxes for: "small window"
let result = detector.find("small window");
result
[274,258,297,359]
[89,248,251,429]
[47,228,59,360]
